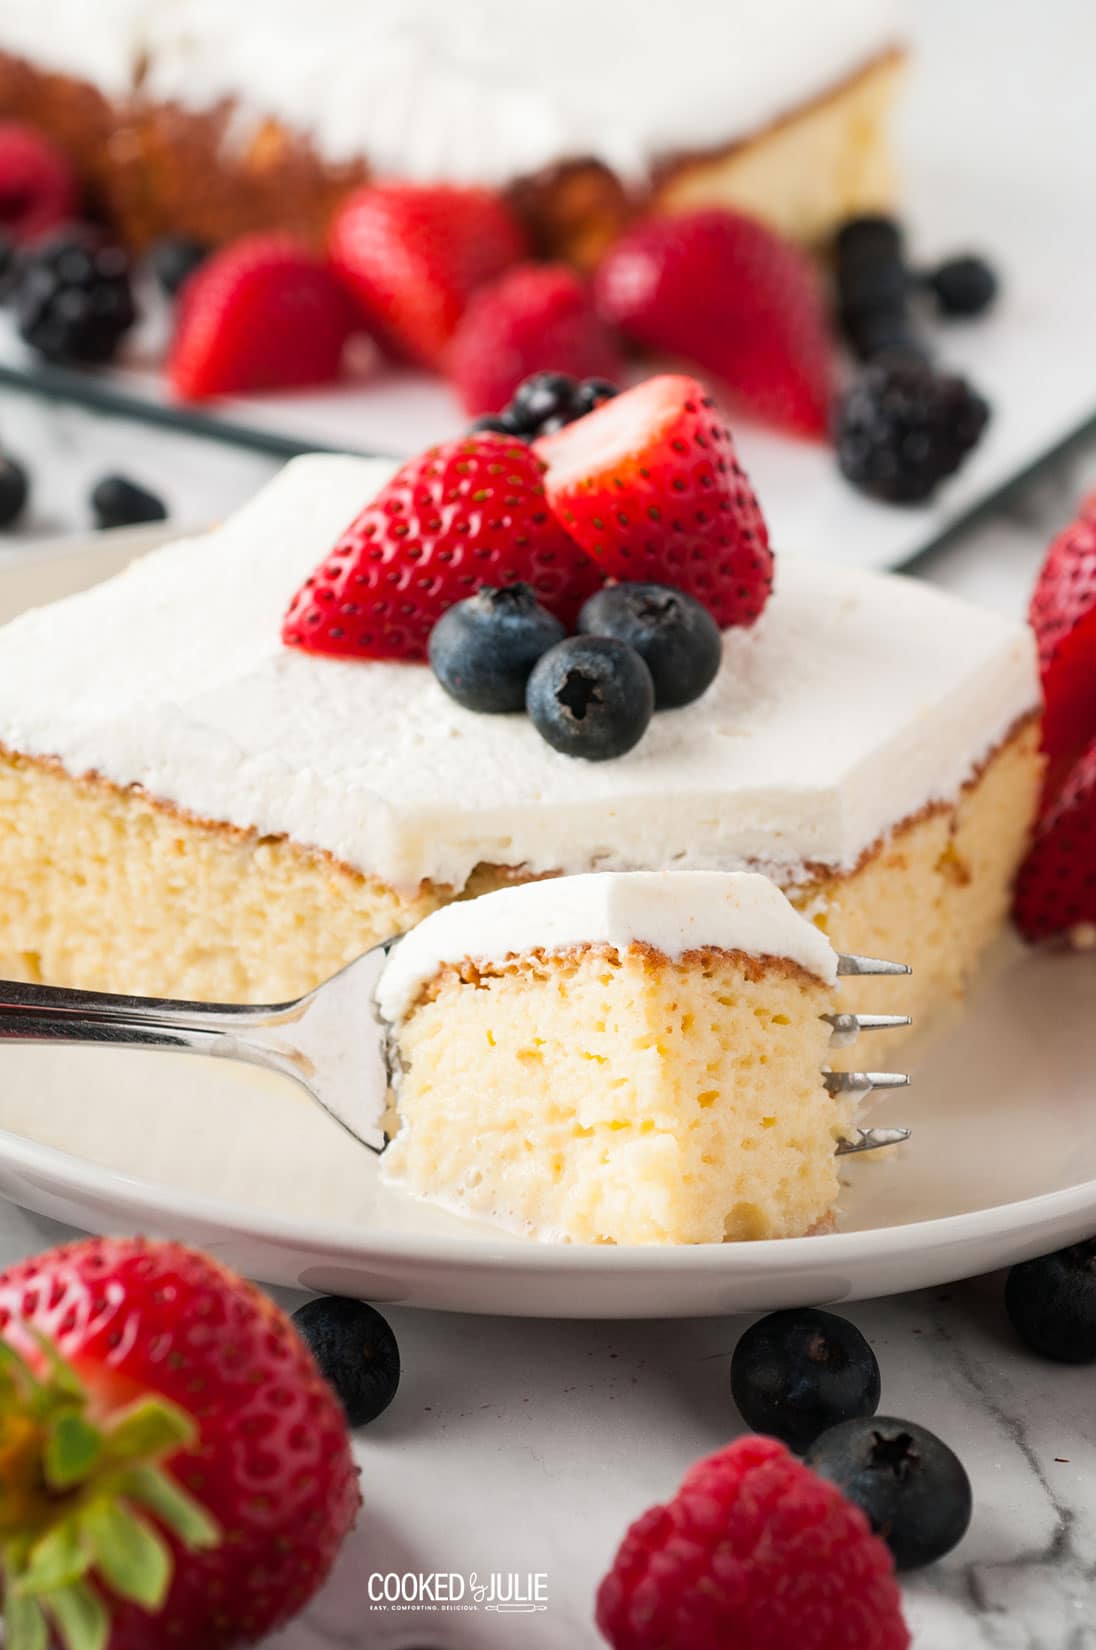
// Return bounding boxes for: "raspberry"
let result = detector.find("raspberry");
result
[596,1436,909,1650]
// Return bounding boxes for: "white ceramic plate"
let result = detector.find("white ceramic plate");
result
[2,532,1095,1317]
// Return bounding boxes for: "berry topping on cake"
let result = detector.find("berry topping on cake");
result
[283,433,600,662]
[835,360,990,504]
[594,208,834,438]
[596,1435,909,1650]
[0,121,78,244]
[577,582,721,710]
[0,1235,358,1650]
[91,473,168,531]
[1012,733,1096,942]
[429,582,566,712]
[1005,1238,1096,1362]
[168,234,357,400]
[329,181,526,368]
[0,452,29,529]
[925,253,999,318]
[535,374,773,629]
[526,634,654,761]
[1028,506,1096,781]
[291,1295,401,1427]
[449,263,623,415]
[805,1417,973,1572]
[730,1307,882,1455]
[14,232,136,367]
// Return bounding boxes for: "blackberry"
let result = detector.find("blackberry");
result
[15,232,137,366]
[926,253,999,318]
[292,1295,401,1427]
[835,360,990,504]
[1005,1238,1096,1362]
[469,412,521,438]
[428,582,565,713]
[834,213,921,364]
[476,373,621,442]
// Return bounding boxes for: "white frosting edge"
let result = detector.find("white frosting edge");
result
[376,870,838,1024]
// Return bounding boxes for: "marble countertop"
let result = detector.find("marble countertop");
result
[1,386,1095,1650]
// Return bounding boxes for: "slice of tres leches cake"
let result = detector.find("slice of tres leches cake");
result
[376,870,896,1246]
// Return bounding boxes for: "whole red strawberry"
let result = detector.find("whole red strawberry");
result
[597,1436,908,1650]
[1028,507,1096,788]
[0,1236,359,1650]
[329,182,526,368]
[283,433,602,661]
[535,373,773,629]
[1013,733,1096,942]
[595,209,834,438]
[169,234,357,400]
[0,122,79,243]
[449,263,623,415]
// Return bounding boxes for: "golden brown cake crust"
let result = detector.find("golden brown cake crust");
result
[0,45,903,258]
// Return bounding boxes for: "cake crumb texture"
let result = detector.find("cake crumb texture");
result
[382,944,847,1246]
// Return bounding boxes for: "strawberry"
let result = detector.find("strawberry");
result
[448,263,624,415]
[0,122,79,244]
[535,374,773,629]
[0,1236,358,1650]
[594,209,834,439]
[283,433,602,662]
[1028,507,1096,788]
[168,234,357,401]
[1013,734,1096,941]
[328,182,526,368]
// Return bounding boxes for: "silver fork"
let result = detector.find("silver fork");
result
[0,947,912,1159]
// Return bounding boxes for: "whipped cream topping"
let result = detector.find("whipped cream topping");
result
[1,0,899,186]
[377,870,838,1024]
[0,454,1040,894]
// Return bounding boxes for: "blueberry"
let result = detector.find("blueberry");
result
[730,1308,881,1454]
[148,235,211,298]
[1005,1238,1096,1362]
[468,412,526,440]
[292,1295,400,1427]
[509,371,579,431]
[572,377,621,417]
[91,474,168,530]
[526,635,654,761]
[0,455,29,529]
[926,254,999,318]
[578,582,721,710]
[428,583,566,713]
[805,1416,972,1571]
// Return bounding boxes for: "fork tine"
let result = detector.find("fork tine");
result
[822,1011,912,1048]
[835,1126,911,1156]
[824,1070,911,1098]
[836,953,912,977]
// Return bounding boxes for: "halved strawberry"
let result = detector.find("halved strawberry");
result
[168,234,357,401]
[534,374,773,629]
[1013,733,1096,941]
[329,182,526,368]
[0,1236,358,1650]
[594,209,834,439]
[449,263,623,415]
[0,121,79,243]
[1028,509,1096,787]
[283,433,602,662]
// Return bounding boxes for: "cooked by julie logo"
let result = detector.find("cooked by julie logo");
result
[367,1570,549,1613]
